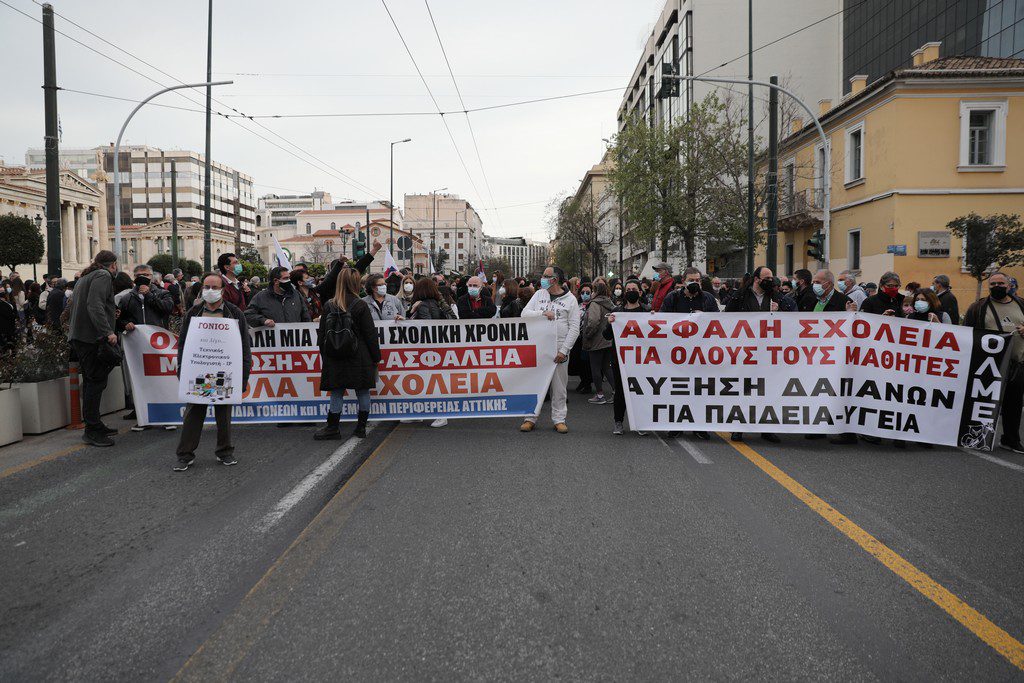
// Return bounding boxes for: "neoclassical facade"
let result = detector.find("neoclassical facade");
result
[0,167,106,276]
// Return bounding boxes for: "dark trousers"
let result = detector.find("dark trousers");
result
[70,340,112,433]
[612,359,626,423]
[1002,366,1024,445]
[176,403,233,461]
[588,347,614,395]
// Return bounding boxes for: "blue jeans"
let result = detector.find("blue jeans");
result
[329,389,371,414]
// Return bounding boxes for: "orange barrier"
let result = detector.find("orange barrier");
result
[67,361,84,430]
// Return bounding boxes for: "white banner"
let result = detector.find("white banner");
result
[123,317,558,425]
[177,317,244,405]
[611,312,1010,448]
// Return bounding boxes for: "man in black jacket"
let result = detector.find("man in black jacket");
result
[799,269,853,312]
[793,268,815,311]
[963,271,1024,453]
[860,271,904,317]
[931,274,960,323]
[117,264,174,332]
[724,267,797,314]
[174,273,253,471]
[662,267,720,314]
[457,276,497,319]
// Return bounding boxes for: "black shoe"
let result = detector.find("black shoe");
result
[829,433,858,445]
[173,456,195,472]
[762,433,781,444]
[217,454,238,466]
[123,410,137,420]
[731,432,744,442]
[314,412,343,440]
[83,431,114,447]
[694,431,710,440]
[98,424,118,436]
[353,410,369,438]
[574,384,592,394]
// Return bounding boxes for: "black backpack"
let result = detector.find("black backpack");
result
[321,308,358,359]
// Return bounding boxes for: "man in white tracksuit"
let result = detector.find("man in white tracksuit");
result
[521,266,580,434]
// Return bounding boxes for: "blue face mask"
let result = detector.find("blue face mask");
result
[468,286,480,298]
[914,300,929,313]
[812,283,826,297]
[836,280,847,293]
[540,277,551,290]
[233,264,243,276]
[581,292,591,302]
[652,273,661,282]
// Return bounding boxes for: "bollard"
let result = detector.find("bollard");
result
[67,360,84,430]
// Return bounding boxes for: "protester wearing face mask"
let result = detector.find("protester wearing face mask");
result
[216,252,250,309]
[244,266,311,329]
[521,266,580,434]
[661,267,720,315]
[964,271,1024,453]
[362,273,406,321]
[288,262,322,321]
[650,262,675,312]
[174,273,252,471]
[581,281,616,406]
[906,287,951,324]
[860,272,905,317]
[398,274,416,309]
[799,269,853,313]
[838,270,867,310]
[930,274,960,324]
[610,280,623,305]
[604,279,649,435]
[499,279,524,318]
[456,276,497,319]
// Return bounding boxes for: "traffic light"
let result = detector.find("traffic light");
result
[353,238,366,260]
[806,230,825,261]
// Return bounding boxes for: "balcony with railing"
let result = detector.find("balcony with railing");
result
[778,187,824,231]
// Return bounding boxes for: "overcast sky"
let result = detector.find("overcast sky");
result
[0,0,675,240]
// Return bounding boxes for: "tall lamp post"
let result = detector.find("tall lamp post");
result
[112,80,231,262]
[389,138,411,254]
[430,186,447,273]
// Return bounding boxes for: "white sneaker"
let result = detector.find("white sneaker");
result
[430,418,448,428]
[163,425,177,431]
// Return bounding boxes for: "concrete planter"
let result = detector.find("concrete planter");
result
[0,388,24,446]
[12,377,70,435]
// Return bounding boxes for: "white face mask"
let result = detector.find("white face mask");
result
[403,283,414,293]
[498,287,506,296]
[65,290,73,299]
[201,288,223,304]
[376,285,387,297]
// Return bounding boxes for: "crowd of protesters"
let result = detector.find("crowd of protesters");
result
[8,240,1024,467]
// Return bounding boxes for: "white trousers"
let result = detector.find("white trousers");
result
[533,361,568,425]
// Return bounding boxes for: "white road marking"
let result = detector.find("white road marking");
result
[14,541,25,547]
[676,437,714,465]
[257,425,377,532]
[963,448,1024,474]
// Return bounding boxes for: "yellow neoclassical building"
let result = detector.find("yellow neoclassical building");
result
[759,42,1024,304]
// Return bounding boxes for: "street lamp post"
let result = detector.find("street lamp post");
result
[430,186,447,273]
[112,80,231,263]
[390,138,411,256]
[664,73,832,267]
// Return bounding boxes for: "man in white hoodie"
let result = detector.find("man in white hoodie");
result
[521,266,580,434]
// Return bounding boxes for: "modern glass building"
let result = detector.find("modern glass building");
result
[843,0,1024,92]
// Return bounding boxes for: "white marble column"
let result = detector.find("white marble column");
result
[61,203,72,265]
[77,206,90,264]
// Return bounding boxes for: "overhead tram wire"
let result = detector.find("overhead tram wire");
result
[424,0,503,233]
[13,0,383,199]
[379,0,487,214]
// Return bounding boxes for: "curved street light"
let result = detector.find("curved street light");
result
[112,80,232,263]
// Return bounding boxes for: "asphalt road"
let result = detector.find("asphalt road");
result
[3,393,1024,681]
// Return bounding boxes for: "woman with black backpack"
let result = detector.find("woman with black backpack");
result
[314,267,381,441]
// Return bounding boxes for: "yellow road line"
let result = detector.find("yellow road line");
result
[171,427,404,682]
[0,427,132,481]
[718,432,1024,671]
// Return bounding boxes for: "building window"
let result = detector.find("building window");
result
[306,222,312,234]
[330,222,336,230]
[959,101,1007,169]
[845,122,864,184]
[785,243,794,276]
[848,230,861,271]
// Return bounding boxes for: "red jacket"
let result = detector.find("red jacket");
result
[651,277,674,312]
[220,275,248,309]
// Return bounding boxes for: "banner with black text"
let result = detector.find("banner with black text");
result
[611,312,1010,449]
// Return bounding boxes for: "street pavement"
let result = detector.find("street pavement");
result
[3,393,1024,680]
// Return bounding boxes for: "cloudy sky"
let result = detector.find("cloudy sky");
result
[0,0,675,240]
